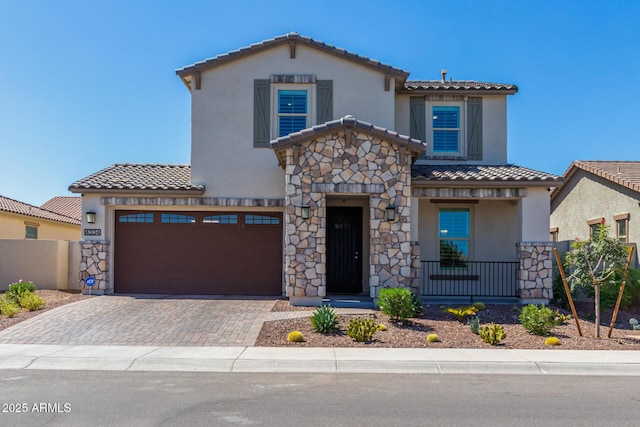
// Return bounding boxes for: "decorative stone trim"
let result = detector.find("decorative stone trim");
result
[412,187,527,198]
[516,242,553,301]
[101,197,285,207]
[79,240,110,292]
[311,183,385,193]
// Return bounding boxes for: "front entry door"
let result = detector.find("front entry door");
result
[327,207,362,293]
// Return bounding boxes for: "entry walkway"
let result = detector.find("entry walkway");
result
[0,295,276,347]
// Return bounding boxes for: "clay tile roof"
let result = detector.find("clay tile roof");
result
[0,195,81,225]
[176,32,409,81]
[68,164,204,194]
[40,196,82,221]
[403,80,518,94]
[412,164,562,186]
[561,160,640,194]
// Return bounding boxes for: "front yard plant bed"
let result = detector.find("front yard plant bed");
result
[254,302,640,350]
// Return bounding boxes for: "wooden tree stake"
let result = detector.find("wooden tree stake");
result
[608,246,635,338]
[554,248,582,337]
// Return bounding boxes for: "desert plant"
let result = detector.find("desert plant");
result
[309,305,338,334]
[479,324,506,345]
[19,292,46,311]
[472,302,486,312]
[347,317,377,342]
[442,305,478,322]
[544,336,561,346]
[410,292,424,317]
[376,288,416,322]
[630,318,640,331]
[0,296,21,318]
[6,280,36,303]
[376,323,387,331]
[518,304,568,336]
[426,333,439,342]
[468,316,480,335]
[287,331,304,342]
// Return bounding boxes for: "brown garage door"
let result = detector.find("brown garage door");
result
[114,211,283,295]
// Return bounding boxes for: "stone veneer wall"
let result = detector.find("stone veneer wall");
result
[79,240,110,293]
[516,242,553,300]
[284,129,417,299]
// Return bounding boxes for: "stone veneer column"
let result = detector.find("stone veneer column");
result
[516,242,553,302]
[79,240,110,294]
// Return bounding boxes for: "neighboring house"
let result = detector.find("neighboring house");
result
[41,196,82,222]
[70,32,562,304]
[551,160,639,266]
[0,195,81,240]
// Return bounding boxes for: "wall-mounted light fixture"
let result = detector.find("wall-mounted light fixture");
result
[386,205,396,222]
[301,205,310,220]
[86,211,96,224]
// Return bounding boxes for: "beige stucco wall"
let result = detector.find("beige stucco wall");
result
[0,211,80,241]
[518,187,552,242]
[417,198,518,261]
[551,170,640,243]
[190,44,396,199]
[395,95,508,164]
[0,239,70,290]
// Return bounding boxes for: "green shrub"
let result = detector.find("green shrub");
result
[376,288,416,322]
[6,280,36,303]
[588,268,640,310]
[472,302,486,311]
[442,305,478,322]
[552,252,573,310]
[468,316,480,335]
[287,331,304,342]
[19,292,46,311]
[309,305,339,334]
[426,333,439,342]
[479,324,506,345]
[518,304,568,336]
[544,336,561,346]
[347,317,377,342]
[410,292,424,317]
[0,296,21,318]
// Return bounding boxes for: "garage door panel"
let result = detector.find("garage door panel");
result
[114,211,283,295]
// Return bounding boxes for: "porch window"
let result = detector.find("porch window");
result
[439,208,469,267]
[278,90,307,137]
[432,106,460,152]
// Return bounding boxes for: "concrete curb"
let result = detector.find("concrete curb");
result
[1,344,639,375]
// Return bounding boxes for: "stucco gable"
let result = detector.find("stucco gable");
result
[552,160,640,202]
[176,32,409,91]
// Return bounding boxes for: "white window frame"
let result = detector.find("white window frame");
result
[271,84,315,139]
[426,100,466,157]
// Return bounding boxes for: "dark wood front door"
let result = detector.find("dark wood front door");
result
[327,207,362,293]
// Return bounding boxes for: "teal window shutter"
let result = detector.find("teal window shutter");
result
[466,97,483,160]
[253,79,271,147]
[410,97,426,158]
[316,80,333,124]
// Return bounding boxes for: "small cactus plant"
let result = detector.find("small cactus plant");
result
[468,316,480,335]
[544,336,561,346]
[630,318,640,330]
[426,333,439,342]
[479,324,506,345]
[472,302,486,312]
[347,317,377,342]
[309,305,339,334]
[376,323,387,331]
[287,331,304,342]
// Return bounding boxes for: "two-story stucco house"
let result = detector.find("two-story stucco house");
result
[70,33,562,305]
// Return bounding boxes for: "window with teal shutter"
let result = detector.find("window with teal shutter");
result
[278,90,307,137]
[433,106,460,152]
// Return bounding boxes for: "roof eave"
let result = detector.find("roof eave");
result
[411,179,563,188]
[68,188,205,196]
[401,88,518,96]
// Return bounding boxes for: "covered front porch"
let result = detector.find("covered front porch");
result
[411,165,563,303]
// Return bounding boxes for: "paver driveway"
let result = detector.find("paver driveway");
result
[0,295,276,346]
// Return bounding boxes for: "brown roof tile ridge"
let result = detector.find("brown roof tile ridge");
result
[574,160,640,192]
[0,194,81,225]
[176,32,409,77]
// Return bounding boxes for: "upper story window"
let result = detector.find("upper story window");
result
[615,213,629,243]
[588,217,605,239]
[432,106,460,153]
[277,90,308,137]
[439,208,470,268]
[25,225,38,239]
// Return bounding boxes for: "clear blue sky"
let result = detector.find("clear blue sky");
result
[1,0,638,206]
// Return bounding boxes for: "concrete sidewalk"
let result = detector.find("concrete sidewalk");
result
[0,344,639,375]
